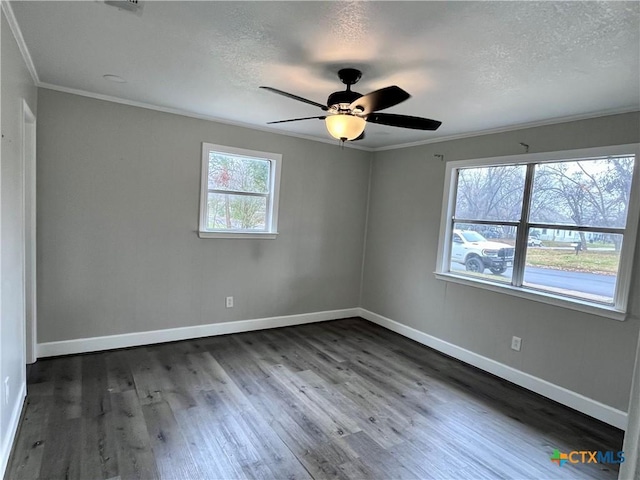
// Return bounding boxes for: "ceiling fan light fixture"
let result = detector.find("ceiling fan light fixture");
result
[325,114,366,141]
[261,68,441,140]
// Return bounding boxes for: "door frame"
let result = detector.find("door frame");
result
[22,99,36,364]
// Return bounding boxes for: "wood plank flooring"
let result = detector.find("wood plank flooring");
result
[6,318,624,479]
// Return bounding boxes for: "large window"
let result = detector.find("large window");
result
[199,143,282,238]
[436,144,640,319]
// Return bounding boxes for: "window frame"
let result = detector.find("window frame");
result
[198,143,282,239]
[435,144,640,321]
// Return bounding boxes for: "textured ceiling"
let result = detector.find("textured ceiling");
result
[10,1,640,149]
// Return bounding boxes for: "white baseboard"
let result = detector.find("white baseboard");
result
[357,308,628,431]
[37,308,360,358]
[1,382,26,478]
[35,306,627,430]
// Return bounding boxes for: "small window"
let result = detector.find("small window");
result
[199,143,282,238]
[436,144,640,320]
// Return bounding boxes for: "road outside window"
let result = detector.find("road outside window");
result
[436,145,640,318]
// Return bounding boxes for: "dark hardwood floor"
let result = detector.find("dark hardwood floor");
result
[6,318,623,480]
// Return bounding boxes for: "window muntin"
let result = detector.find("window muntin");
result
[449,163,524,286]
[199,143,281,237]
[436,145,640,318]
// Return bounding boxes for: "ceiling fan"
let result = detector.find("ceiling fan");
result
[260,68,442,143]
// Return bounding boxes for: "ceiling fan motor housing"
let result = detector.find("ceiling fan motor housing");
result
[327,90,362,111]
[337,68,362,86]
[329,68,364,112]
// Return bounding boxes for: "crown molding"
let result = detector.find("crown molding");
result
[37,83,374,152]
[374,106,640,152]
[38,81,639,154]
[1,0,39,84]
[9,0,634,156]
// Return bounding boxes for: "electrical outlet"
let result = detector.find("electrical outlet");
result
[226,296,234,308]
[511,336,522,352]
[4,377,9,405]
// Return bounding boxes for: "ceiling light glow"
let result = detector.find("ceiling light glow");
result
[325,114,365,141]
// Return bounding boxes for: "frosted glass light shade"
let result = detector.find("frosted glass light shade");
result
[325,115,366,141]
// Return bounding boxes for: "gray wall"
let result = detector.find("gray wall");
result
[1,9,37,463]
[361,112,640,411]
[37,89,370,342]
[36,87,640,413]
[620,333,640,478]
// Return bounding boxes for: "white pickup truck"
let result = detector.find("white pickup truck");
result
[451,229,515,275]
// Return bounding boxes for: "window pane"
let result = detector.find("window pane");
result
[530,156,635,229]
[454,165,526,222]
[206,193,267,231]
[523,229,622,304]
[208,153,270,194]
[449,222,517,284]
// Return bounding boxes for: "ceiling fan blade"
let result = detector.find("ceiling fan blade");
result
[260,86,328,111]
[267,116,326,124]
[366,113,442,130]
[352,131,366,141]
[349,86,410,115]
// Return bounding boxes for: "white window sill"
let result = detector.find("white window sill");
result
[434,271,626,321]
[198,231,278,239]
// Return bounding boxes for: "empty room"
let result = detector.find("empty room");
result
[2,1,640,479]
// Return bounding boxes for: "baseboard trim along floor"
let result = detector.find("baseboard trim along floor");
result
[36,308,360,357]
[358,308,628,431]
[36,307,627,430]
[0,382,26,478]
[12,318,623,480]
